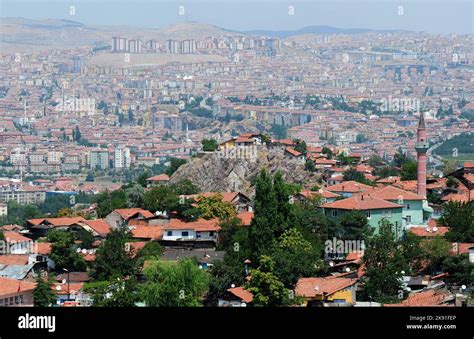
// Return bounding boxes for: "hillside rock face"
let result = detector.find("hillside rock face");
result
[170,146,322,195]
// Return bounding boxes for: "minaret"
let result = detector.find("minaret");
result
[415,112,428,197]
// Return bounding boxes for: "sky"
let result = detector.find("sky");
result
[0,0,472,34]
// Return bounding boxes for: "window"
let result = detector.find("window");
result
[181,231,189,237]
[331,210,338,217]
[406,216,411,223]
[366,211,371,218]
[167,231,172,236]
[196,233,201,238]
[209,231,215,237]
[406,204,410,210]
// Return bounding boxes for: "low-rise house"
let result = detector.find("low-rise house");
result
[218,286,254,307]
[162,218,221,244]
[146,174,170,187]
[160,248,225,269]
[2,231,32,255]
[322,194,404,236]
[78,219,111,238]
[295,276,358,306]
[105,208,154,228]
[183,192,252,212]
[27,217,85,238]
[0,277,36,306]
[367,185,430,226]
[325,181,374,198]
[384,289,454,307]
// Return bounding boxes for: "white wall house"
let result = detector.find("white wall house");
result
[163,229,218,242]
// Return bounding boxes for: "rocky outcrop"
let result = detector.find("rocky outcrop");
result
[170,146,322,195]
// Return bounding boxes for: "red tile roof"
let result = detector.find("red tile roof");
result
[385,289,453,307]
[0,277,36,296]
[295,277,357,298]
[322,195,403,210]
[146,174,170,182]
[165,218,221,232]
[81,219,111,237]
[0,255,29,265]
[237,211,253,226]
[131,226,164,240]
[114,208,154,220]
[28,217,85,227]
[326,181,374,193]
[368,185,424,201]
[3,231,32,243]
[227,287,254,303]
[409,224,449,237]
[285,147,303,157]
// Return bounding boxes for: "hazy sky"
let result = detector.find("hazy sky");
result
[1,0,472,34]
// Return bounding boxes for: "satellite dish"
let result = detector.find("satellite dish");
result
[433,227,438,232]
[88,249,94,255]
[76,248,81,253]
[345,267,350,272]
[461,285,467,290]
[81,249,87,254]
[329,261,334,267]
[56,285,62,291]
[62,279,67,284]
[401,271,405,275]
[231,284,235,288]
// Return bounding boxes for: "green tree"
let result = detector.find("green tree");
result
[361,220,406,303]
[135,241,164,265]
[201,139,218,152]
[95,189,127,218]
[86,277,140,307]
[245,255,290,306]
[33,276,56,307]
[441,254,474,286]
[142,258,209,306]
[248,169,278,259]
[125,184,145,208]
[392,149,408,168]
[400,160,417,180]
[91,228,137,280]
[271,228,324,287]
[420,236,451,274]
[169,179,200,195]
[343,168,372,185]
[196,194,237,220]
[76,228,94,249]
[166,158,186,176]
[273,172,294,236]
[440,202,474,242]
[270,124,287,139]
[337,210,371,240]
[48,230,87,272]
[142,185,179,214]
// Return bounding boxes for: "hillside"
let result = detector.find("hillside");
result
[169,146,321,194]
[0,18,241,51]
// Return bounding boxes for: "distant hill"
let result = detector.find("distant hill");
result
[434,132,474,160]
[0,18,241,51]
[243,25,407,38]
[0,18,410,51]
[155,22,240,40]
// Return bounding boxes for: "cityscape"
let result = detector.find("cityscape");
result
[0,1,473,333]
